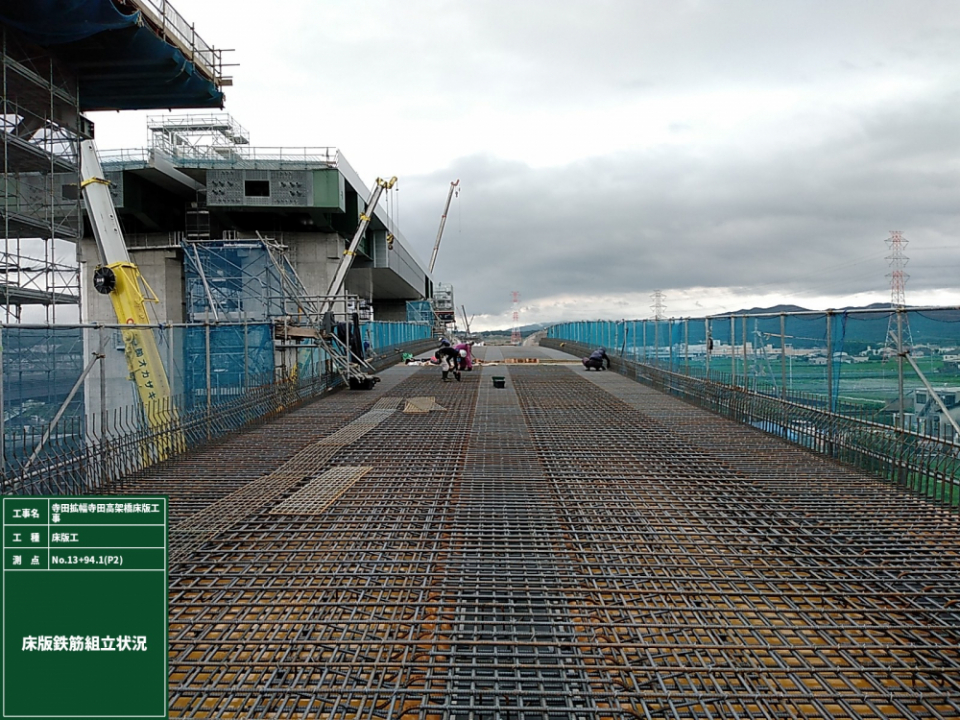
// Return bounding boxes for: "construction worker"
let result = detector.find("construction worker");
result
[582,346,610,371]
[453,342,474,370]
[435,343,460,382]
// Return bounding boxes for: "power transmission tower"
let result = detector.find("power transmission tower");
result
[651,290,665,320]
[650,290,666,364]
[511,291,521,345]
[884,230,915,431]
[884,230,914,357]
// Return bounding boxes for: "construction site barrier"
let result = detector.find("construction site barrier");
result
[545,316,960,510]
[1,320,433,494]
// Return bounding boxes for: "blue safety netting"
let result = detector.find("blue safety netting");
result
[550,310,960,429]
[363,321,432,352]
[183,242,285,322]
[183,324,274,408]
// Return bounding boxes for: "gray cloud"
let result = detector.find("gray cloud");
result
[91,0,960,326]
[403,87,959,319]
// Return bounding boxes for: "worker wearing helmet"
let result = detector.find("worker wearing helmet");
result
[453,342,473,370]
[582,346,610,371]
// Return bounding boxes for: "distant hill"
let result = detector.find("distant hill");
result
[705,304,960,348]
[478,322,549,337]
[729,304,810,315]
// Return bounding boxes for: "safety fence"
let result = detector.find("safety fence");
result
[1,320,434,494]
[547,307,960,509]
[363,320,433,354]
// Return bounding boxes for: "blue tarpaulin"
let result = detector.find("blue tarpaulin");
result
[0,0,224,110]
[0,0,138,45]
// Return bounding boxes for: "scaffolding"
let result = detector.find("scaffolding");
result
[182,233,376,388]
[148,113,249,164]
[0,24,82,323]
[182,237,288,323]
[131,113,340,170]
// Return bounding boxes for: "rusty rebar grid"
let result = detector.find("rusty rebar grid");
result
[109,363,960,719]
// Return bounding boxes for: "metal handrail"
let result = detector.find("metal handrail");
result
[99,146,340,170]
[548,338,960,509]
[129,0,224,84]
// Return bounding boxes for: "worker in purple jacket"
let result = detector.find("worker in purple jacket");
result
[453,342,473,370]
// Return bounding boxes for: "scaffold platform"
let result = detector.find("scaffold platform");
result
[112,345,960,719]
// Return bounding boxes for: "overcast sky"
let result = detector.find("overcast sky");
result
[92,0,960,331]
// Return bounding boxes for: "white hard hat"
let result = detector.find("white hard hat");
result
[459,349,467,357]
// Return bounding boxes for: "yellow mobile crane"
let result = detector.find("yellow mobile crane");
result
[428,179,459,274]
[317,175,397,390]
[79,140,183,460]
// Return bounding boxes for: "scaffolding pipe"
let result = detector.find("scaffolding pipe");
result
[897,310,905,430]
[23,347,104,470]
[742,315,748,390]
[730,316,735,384]
[705,318,710,378]
[825,312,833,414]
[190,242,219,321]
[780,314,787,401]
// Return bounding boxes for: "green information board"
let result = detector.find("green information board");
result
[2,497,168,719]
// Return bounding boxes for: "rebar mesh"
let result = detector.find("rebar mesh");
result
[111,361,960,719]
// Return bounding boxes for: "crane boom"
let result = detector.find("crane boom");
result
[319,176,397,319]
[428,179,459,274]
[80,140,182,459]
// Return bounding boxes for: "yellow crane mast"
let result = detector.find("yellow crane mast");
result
[79,140,183,460]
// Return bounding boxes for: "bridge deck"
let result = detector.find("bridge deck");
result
[116,346,960,719]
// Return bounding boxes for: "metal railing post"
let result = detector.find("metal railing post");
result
[826,311,834,457]
[705,318,711,378]
[99,325,108,487]
[205,321,212,440]
[897,309,905,430]
[742,315,748,391]
[654,319,659,367]
[826,311,833,414]
[780,313,787,401]
[730,316,736,385]
[669,319,675,372]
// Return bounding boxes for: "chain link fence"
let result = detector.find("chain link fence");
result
[2,319,433,494]
[547,307,960,508]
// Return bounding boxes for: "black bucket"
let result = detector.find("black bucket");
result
[492,376,506,389]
